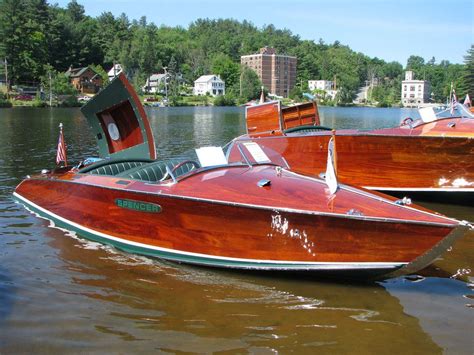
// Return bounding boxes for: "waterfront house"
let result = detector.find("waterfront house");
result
[308,80,333,91]
[402,71,431,107]
[65,66,103,94]
[142,73,167,94]
[308,80,338,100]
[193,75,225,96]
[107,64,123,81]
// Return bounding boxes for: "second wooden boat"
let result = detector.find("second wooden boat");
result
[228,101,474,197]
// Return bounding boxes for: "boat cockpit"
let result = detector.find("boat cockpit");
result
[400,102,474,128]
[77,142,284,184]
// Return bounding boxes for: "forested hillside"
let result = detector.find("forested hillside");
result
[0,0,471,104]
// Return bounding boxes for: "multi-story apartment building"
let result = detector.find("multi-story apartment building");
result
[401,71,431,107]
[241,47,297,98]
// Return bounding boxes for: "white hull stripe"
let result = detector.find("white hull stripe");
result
[13,192,408,270]
[365,186,474,192]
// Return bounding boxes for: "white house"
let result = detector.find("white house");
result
[308,80,334,92]
[401,71,431,107]
[193,75,225,96]
[308,80,337,100]
[107,64,123,81]
[142,73,167,94]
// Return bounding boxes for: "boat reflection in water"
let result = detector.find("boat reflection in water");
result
[13,74,472,281]
[0,219,451,353]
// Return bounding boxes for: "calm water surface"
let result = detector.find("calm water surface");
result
[0,106,473,353]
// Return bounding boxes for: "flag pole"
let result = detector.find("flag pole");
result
[332,129,337,178]
[56,122,67,167]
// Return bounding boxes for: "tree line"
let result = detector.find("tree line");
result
[0,0,472,105]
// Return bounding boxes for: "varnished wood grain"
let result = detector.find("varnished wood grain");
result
[281,101,320,129]
[246,101,281,134]
[231,119,474,190]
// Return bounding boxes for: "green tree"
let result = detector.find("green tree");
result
[66,0,85,23]
[406,55,425,75]
[289,86,303,101]
[211,53,240,94]
[239,66,262,101]
[40,68,76,95]
[461,45,474,96]
[90,64,109,85]
[213,94,236,106]
[0,0,46,83]
[166,56,180,105]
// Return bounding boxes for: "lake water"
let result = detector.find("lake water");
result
[0,106,473,353]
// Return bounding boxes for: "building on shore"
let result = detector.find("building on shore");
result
[65,66,103,94]
[308,80,333,92]
[142,73,167,94]
[193,75,225,96]
[241,47,297,98]
[107,64,123,81]
[308,80,338,100]
[401,71,431,107]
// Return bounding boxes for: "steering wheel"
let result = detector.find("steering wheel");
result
[159,160,200,182]
[400,117,414,127]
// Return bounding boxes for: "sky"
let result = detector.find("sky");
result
[55,0,473,65]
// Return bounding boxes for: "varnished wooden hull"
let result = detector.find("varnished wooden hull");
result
[229,119,474,195]
[13,165,468,280]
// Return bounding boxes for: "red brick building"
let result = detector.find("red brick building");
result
[241,47,297,98]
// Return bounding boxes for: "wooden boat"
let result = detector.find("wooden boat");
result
[13,74,472,280]
[228,101,474,197]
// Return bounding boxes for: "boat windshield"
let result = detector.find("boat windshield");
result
[424,103,473,121]
[401,103,474,128]
[78,142,284,184]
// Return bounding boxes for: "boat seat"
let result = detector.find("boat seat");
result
[87,161,148,176]
[284,125,332,135]
[118,159,199,182]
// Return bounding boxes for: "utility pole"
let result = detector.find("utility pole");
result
[240,69,244,97]
[49,71,53,107]
[4,58,9,100]
[163,66,168,106]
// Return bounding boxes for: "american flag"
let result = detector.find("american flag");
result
[56,123,67,166]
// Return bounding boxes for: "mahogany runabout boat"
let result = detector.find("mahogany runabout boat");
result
[228,101,474,196]
[13,74,471,280]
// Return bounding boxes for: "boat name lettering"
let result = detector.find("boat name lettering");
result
[115,199,162,213]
